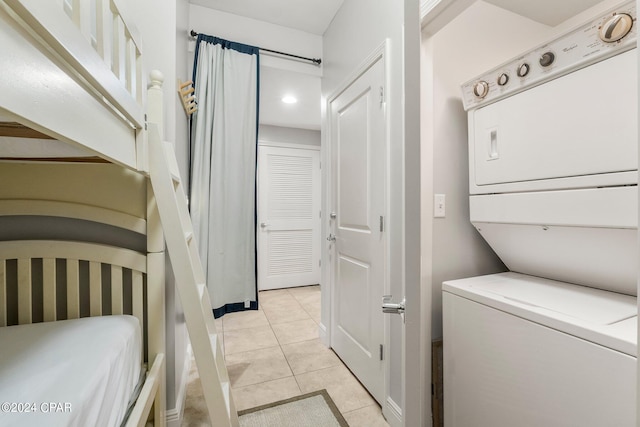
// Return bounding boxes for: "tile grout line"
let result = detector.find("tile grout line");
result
[188,286,389,425]
[223,343,282,359]
[232,289,305,398]
[263,287,324,398]
[230,374,297,394]
[267,289,304,396]
[232,288,367,412]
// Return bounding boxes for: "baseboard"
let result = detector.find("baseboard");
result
[166,345,193,427]
[318,322,329,346]
[384,397,403,427]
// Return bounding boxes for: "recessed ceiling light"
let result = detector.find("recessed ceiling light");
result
[282,95,298,104]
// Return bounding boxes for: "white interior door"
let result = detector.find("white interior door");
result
[329,56,386,403]
[257,144,321,290]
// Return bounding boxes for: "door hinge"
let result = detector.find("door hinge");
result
[319,210,322,218]
[144,114,148,130]
[379,344,384,361]
[379,215,384,232]
[319,259,321,267]
[380,86,385,106]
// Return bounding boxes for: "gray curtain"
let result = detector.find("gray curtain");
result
[190,35,259,316]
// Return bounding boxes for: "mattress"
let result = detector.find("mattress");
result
[0,315,142,427]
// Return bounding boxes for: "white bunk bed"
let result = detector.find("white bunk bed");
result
[0,0,166,426]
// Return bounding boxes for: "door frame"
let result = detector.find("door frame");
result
[256,140,321,290]
[404,0,424,425]
[322,39,397,423]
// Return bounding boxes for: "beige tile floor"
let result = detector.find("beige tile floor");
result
[181,285,390,427]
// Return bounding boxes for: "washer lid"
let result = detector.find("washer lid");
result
[443,272,637,355]
[445,272,636,325]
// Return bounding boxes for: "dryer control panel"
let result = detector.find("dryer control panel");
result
[461,1,637,111]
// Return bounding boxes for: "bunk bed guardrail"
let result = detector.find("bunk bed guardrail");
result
[0,0,147,170]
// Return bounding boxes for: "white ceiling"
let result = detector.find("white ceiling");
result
[189,0,344,35]
[484,0,604,26]
[189,0,608,132]
[189,0,336,131]
[260,67,321,130]
[194,0,578,36]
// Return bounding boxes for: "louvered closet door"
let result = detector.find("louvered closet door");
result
[257,145,321,290]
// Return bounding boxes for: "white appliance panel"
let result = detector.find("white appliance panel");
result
[457,273,636,325]
[443,273,637,356]
[473,222,637,295]
[470,186,637,228]
[461,2,637,110]
[471,49,636,188]
[450,4,639,425]
[443,292,636,427]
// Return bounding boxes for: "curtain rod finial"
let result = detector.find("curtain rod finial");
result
[190,30,198,37]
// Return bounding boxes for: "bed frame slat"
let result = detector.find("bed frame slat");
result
[69,0,91,42]
[17,259,32,324]
[67,259,80,319]
[125,36,134,94]
[96,0,112,67]
[0,260,6,327]
[89,261,102,316]
[135,51,143,105]
[132,270,143,325]
[132,270,144,358]
[112,265,124,315]
[43,258,57,322]
[0,242,147,326]
[112,15,125,82]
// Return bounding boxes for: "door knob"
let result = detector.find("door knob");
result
[260,222,269,228]
[330,212,337,219]
[382,295,405,322]
[326,234,336,242]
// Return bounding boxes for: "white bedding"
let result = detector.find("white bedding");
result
[0,315,142,427]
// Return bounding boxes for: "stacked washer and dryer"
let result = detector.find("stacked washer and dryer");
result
[443,2,638,426]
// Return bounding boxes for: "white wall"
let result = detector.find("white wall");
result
[188,5,322,130]
[421,0,627,340]
[322,0,407,417]
[258,125,320,146]
[168,0,191,425]
[131,0,190,421]
[131,0,177,145]
[188,5,322,74]
[175,0,191,182]
[422,1,633,424]
[423,1,550,340]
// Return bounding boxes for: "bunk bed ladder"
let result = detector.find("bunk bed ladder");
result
[147,125,239,427]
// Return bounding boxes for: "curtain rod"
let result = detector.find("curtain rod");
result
[190,30,322,65]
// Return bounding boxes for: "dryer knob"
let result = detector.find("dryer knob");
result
[497,73,509,86]
[599,13,634,43]
[516,63,530,77]
[473,80,489,98]
[539,52,555,67]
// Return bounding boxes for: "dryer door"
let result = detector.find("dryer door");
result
[470,49,637,190]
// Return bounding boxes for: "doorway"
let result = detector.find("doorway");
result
[257,143,322,291]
